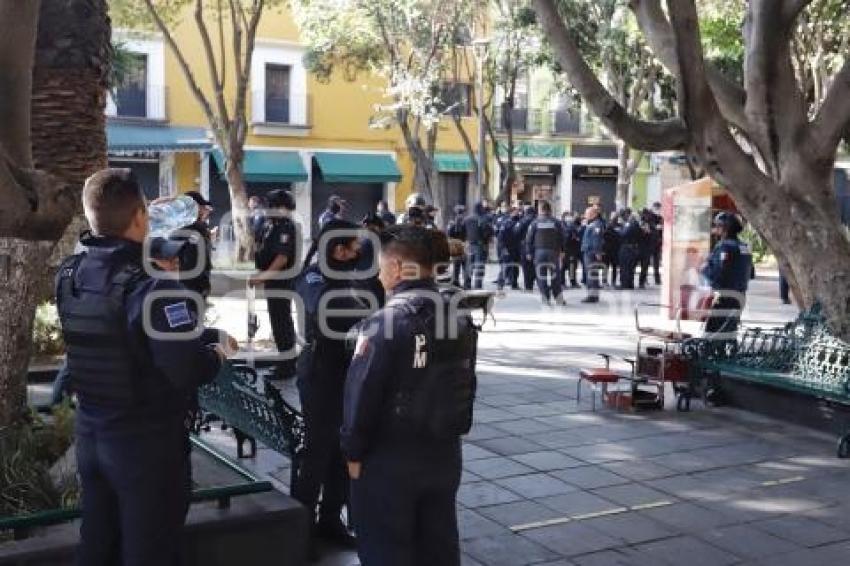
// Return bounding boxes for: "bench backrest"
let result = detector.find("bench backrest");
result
[197,363,305,459]
[793,331,850,396]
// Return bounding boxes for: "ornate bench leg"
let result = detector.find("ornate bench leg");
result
[235,428,257,459]
[837,432,850,459]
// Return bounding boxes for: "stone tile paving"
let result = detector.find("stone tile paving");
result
[199,271,850,565]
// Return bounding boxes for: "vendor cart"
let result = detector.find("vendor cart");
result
[625,303,698,411]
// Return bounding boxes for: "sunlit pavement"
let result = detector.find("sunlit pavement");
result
[202,267,850,565]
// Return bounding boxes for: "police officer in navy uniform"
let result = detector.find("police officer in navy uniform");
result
[446,204,467,287]
[250,189,299,380]
[515,204,537,291]
[526,201,566,305]
[57,169,232,566]
[319,195,346,230]
[561,213,581,288]
[293,219,377,553]
[463,202,492,289]
[617,209,642,289]
[496,207,522,291]
[701,212,752,337]
[581,206,605,303]
[176,190,215,299]
[343,225,477,566]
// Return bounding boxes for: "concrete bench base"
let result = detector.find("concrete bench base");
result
[0,490,308,566]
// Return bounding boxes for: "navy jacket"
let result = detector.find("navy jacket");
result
[58,236,222,434]
[581,218,606,255]
[342,279,443,461]
[702,238,753,293]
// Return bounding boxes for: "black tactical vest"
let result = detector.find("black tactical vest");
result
[388,290,478,439]
[533,218,560,251]
[56,255,145,409]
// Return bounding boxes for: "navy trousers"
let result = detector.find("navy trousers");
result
[267,294,296,377]
[75,422,190,566]
[465,244,487,290]
[534,249,563,301]
[351,441,461,566]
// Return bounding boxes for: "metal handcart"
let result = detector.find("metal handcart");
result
[625,303,698,411]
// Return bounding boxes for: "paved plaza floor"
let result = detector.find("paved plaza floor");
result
[202,269,850,565]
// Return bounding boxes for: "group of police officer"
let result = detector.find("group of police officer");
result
[56,170,477,566]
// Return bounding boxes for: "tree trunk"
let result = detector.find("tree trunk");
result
[616,141,630,209]
[224,162,253,263]
[0,240,53,424]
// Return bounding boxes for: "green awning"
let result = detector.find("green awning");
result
[498,141,566,159]
[314,152,402,184]
[107,123,212,152]
[212,150,307,183]
[435,152,474,173]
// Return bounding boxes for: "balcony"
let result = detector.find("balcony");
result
[550,109,582,136]
[251,90,311,136]
[494,106,543,135]
[107,85,168,122]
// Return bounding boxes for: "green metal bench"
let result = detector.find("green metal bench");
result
[690,307,850,457]
[196,363,305,489]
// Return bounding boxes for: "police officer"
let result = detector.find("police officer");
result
[342,225,476,566]
[602,211,621,288]
[463,202,492,289]
[561,213,581,288]
[319,195,346,230]
[293,219,376,552]
[175,190,215,300]
[617,209,642,290]
[398,193,427,225]
[376,200,396,226]
[701,212,752,337]
[526,201,566,305]
[57,169,232,566]
[649,202,664,285]
[637,208,656,289]
[515,204,537,291]
[446,204,467,287]
[581,206,605,303]
[496,207,522,291]
[250,189,299,380]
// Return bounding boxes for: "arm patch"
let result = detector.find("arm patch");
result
[164,302,193,328]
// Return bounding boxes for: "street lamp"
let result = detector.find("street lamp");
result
[472,37,490,202]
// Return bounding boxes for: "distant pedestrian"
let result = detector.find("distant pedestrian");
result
[319,195,346,229]
[463,202,492,289]
[446,204,467,287]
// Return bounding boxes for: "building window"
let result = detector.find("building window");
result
[265,64,291,123]
[115,53,148,118]
[440,82,473,117]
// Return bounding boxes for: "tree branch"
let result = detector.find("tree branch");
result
[666,0,771,209]
[195,0,231,128]
[629,0,749,132]
[142,0,220,134]
[810,59,850,159]
[532,0,688,152]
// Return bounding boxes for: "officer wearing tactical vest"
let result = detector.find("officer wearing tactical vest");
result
[250,189,299,380]
[617,209,642,289]
[463,202,492,289]
[701,212,752,337]
[526,201,566,305]
[343,225,477,566]
[293,219,377,554]
[57,169,233,566]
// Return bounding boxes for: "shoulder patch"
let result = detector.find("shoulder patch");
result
[354,333,370,358]
[305,272,324,285]
[164,301,193,328]
[280,233,290,244]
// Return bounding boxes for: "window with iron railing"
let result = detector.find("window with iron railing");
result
[265,64,291,123]
[495,105,542,134]
[115,53,148,118]
[439,82,473,117]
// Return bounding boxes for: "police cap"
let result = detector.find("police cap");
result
[713,211,743,236]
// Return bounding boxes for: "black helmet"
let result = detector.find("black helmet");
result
[267,189,296,210]
[405,193,428,208]
[713,211,742,236]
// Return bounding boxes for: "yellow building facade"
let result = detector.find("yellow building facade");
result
[106,5,483,235]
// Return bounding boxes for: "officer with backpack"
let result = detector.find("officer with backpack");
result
[342,225,477,566]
